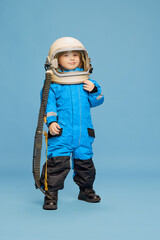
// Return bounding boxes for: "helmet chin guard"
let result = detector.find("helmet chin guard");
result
[44,37,93,84]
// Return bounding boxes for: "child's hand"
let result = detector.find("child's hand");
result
[49,122,61,135]
[83,80,95,92]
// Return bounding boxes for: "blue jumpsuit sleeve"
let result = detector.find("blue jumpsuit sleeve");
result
[88,79,104,108]
[41,84,58,127]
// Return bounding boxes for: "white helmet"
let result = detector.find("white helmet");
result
[45,37,92,84]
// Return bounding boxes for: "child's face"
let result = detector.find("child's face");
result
[58,51,81,70]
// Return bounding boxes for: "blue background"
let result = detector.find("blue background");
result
[0,0,160,239]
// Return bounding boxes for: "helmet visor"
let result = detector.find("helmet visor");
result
[51,47,90,77]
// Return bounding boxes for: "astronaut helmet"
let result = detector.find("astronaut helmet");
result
[45,37,92,80]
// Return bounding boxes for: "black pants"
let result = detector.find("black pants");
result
[40,156,96,192]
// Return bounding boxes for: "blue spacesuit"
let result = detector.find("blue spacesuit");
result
[41,67,104,192]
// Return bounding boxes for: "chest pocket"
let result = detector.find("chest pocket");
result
[57,109,69,126]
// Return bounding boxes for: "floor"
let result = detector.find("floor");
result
[1,163,160,240]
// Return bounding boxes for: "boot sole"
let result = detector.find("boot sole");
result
[43,205,57,210]
[78,196,101,203]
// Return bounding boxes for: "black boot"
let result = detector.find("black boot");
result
[78,187,101,203]
[43,191,58,210]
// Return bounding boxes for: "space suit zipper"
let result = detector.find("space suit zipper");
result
[70,85,73,140]
[78,85,81,146]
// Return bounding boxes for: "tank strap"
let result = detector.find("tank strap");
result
[32,71,52,199]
